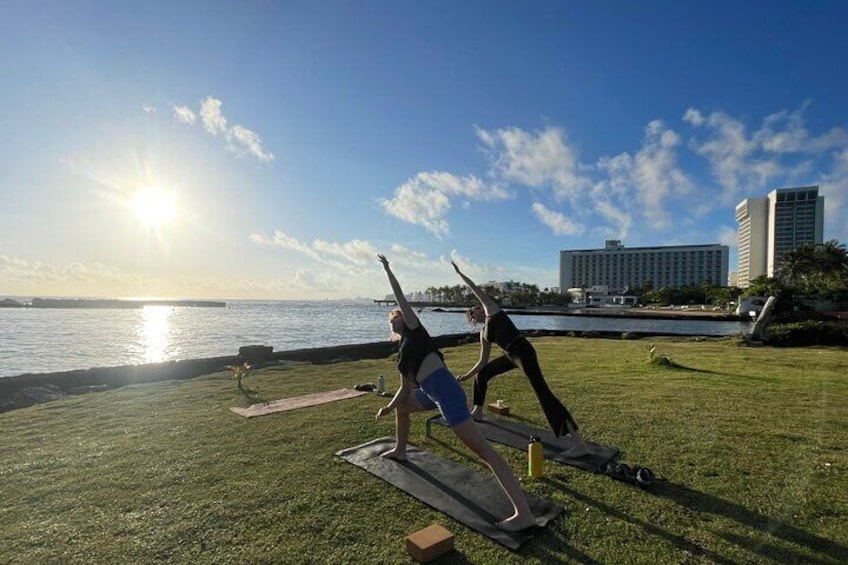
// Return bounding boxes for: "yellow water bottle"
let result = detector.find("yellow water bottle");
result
[528,436,543,478]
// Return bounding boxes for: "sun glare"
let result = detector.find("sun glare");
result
[131,187,177,228]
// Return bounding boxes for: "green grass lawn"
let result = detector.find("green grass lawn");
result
[1,337,846,564]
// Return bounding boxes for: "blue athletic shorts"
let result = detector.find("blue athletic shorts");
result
[414,367,471,427]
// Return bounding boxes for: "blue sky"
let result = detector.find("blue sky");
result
[1,1,847,300]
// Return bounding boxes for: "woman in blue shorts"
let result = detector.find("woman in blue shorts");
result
[375,254,535,531]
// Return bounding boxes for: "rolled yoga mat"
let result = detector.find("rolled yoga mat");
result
[336,437,564,550]
[427,415,620,473]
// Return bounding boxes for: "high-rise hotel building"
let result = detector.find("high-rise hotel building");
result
[735,186,824,288]
[559,240,729,292]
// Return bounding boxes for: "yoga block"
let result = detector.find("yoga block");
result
[406,524,454,562]
[488,402,510,415]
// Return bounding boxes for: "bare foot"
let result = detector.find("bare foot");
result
[380,448,407,461]
[496,512,536,532]
[470,405,485,421]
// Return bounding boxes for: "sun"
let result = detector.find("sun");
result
[131,187,177,228]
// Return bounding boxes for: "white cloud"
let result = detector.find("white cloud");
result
[249,230,324,263]
[142,105,156,114]
[817,147,848,242]
[228,124,274,162]
[173,106,196,125]
[200,97,228,135]
[686,109,772,200]
[476,125,590,202]
[755,101,848,154]
[632,120,693,228]
[595,153,632,198]
[0,255,142,289]
[530,202,584,235]
[594,197,632,239]
[173,97,274,162]
[595,120,691,230]
[685,102,848,203]
[380,171,508,237]
[381,181,451,237]
[717,225,738,249]
[313,239,380,265]
[683,108,705,126]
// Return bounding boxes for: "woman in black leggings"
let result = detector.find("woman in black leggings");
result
[452,261,589,456]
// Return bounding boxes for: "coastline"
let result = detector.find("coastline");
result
[0,326,729,414]
[443,305,746,321]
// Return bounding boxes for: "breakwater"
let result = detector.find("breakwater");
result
[1,300,752,379]
[0,332,476,413]
[0,328,693,414]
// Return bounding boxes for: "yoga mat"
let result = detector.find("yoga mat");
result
[336,437,564,550]
[230,388,368,418]
[428,415,620,473]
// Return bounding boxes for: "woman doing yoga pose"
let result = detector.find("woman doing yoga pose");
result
[452,261,589,457]
[375,254,535,531]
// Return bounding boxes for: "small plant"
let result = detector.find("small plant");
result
[225,362,254,391]
[646,343,678,368]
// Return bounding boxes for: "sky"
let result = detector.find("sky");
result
[1,1,847,301]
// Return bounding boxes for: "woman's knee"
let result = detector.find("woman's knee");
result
[454,423,491,457]
[395,396,420,415]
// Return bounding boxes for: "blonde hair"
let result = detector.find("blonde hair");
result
[388,308,405,342]
[465,305,484,325]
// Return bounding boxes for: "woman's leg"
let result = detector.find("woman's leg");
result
[382,391,429,461]
[451,418,536,531]
[511,342,587,453]
[471,354,516,418]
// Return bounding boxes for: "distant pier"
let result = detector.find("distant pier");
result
[0,298,227,309]
[373,299,397,306]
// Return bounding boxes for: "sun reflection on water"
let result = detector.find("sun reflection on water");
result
[139,305,173,363]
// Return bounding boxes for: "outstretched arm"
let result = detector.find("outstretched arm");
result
[378,254,419,329]
[457,332,493,381]
[376,374,411,419]
[452,261,499,313]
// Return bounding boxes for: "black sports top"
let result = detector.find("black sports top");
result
[484,310,523,351]
[397,324,442,383]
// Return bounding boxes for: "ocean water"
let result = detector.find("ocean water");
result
[0,300,751,378]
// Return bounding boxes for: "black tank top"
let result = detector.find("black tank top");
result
[484,311,522,351]
[397,324,443,384]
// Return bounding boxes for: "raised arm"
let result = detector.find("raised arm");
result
[378,254,419,329]
[457,333,493,381]
[452,261,499,313]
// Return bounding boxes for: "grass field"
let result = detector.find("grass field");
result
[1,336,846,564]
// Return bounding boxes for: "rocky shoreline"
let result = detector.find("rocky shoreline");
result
[0,328,697,414]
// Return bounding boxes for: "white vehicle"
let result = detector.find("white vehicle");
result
[735,296,768,317]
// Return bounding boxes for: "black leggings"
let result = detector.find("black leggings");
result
[472,337,579,437]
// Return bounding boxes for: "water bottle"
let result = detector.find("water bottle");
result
[528,436,543,478]
[377,375,385,394]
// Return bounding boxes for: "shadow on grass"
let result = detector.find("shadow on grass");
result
[654,362,722,375]
[541,475,750,565]
[428,550,473,564]
[541,474,846,564]
[238,387,266,405]
[652,480,848,564]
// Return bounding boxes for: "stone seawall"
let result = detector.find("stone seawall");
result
[0,332,481,413]
[0,329,668,414]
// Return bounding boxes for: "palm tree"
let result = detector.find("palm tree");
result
[778,239,848,295]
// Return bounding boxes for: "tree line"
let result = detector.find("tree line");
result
[420,240,848,309]
[745,239,848,303]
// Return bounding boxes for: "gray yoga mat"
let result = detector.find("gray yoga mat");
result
[336,437,564,550]
[427,415,620,473]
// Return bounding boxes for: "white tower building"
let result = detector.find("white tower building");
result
[735,186,824,288]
